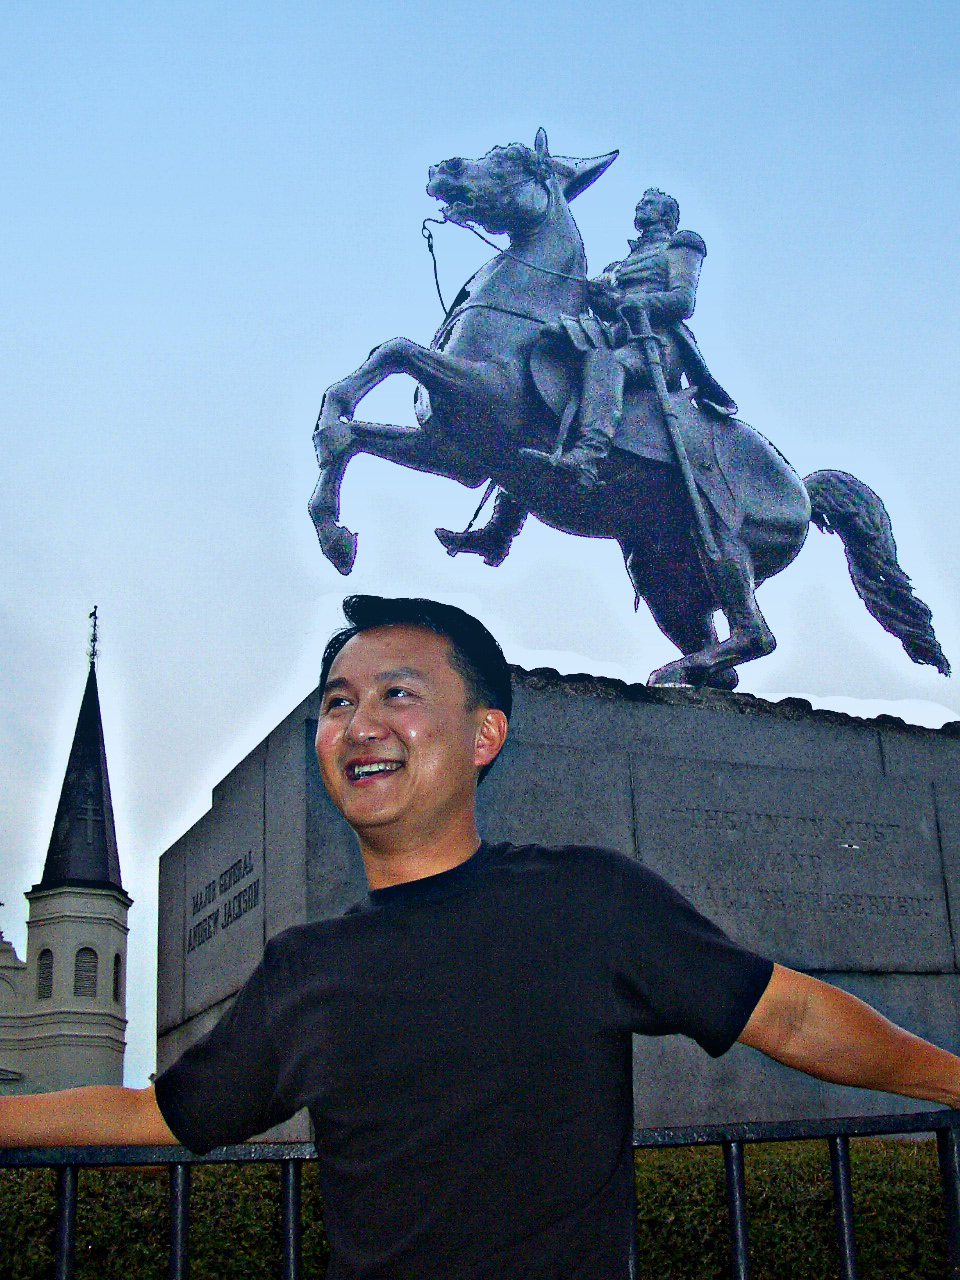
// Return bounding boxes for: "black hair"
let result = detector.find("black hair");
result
[318,595,512,782]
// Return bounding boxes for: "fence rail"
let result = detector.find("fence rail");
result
[3,1109,959,1280]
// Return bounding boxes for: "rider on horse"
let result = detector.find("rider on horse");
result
[436,189,737,564]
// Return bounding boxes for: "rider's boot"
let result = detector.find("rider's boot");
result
[551,424,614,490]
[525,347,621,489]
[435,492,527,566]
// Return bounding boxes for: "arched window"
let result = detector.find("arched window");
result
[73,947,98,998]
[37,948,53,1000]
[113,953,122,1003]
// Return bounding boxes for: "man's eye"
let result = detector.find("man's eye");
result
[323,696,351,712]
[385,686,413,699]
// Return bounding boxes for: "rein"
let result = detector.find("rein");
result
[418,186,583,543]
[421,189,585,316]
[432,301,550,347]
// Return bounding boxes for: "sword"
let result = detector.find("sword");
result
[620,303,722,563]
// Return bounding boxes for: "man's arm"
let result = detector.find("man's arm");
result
[739,963,960,1108]
[0,1084,178,1148]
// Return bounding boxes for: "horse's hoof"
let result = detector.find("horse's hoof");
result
[646,663,693,688]
[317,524,358,575]
[704,668,739,691]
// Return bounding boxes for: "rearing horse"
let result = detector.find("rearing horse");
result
[309,130,949,687]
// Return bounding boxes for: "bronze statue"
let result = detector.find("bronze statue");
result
[309,130,949,688]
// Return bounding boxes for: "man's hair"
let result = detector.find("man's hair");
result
[319,595,512,782]
[641,187,680,233]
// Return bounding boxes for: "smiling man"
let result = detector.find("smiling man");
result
[2,594,960,1280]
[313,604,508,887]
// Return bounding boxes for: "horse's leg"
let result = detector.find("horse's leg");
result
[623,542,739,690]
[308,450,358,574]
[646,531,776,686]
[315,337,501,464]
[311,338,504,572]
[309,418,488,575]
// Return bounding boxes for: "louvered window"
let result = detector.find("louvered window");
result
[113,953,122,1003]
[37,949,53,1000]
[74,947,98,997]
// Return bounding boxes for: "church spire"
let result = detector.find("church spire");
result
[34,612,123,892]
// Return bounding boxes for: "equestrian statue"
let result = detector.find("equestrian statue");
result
[308,130,949,690]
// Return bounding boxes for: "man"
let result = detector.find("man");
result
[437,188,737,563]
[2,594,960,1280]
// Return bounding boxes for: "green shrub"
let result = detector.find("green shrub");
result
[0,1140,951,1279]
[0,1163,330,1280]
[633,1139,950,1279]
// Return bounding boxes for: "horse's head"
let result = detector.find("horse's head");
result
[427,129,617,237]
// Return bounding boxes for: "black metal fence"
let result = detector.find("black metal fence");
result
[2,1108,959,1280]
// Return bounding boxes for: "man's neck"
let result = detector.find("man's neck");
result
[633,224,670,249]
[358,818,483,891]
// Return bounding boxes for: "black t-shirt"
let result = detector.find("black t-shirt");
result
[155,843,772,1279]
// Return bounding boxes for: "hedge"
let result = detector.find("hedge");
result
[0,1139,950,1278]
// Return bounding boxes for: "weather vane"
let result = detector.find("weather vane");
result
[88,605,99,665]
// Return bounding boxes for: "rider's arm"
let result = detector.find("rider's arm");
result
[617,235,705,323]
[738,963,960,1107]
[0,1084,178,1148]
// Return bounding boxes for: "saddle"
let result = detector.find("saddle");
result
[527,335,741,531]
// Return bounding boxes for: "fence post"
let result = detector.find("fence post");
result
[281,1159,303,1280]
[723,1139,750,1280]
[937,1126,960,1279]
[54,1164,77,1280]
[828,1134,860,1280]
[169,1162,191,1280]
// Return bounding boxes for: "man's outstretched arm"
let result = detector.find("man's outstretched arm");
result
[0,1084,177,1148]
[739,963,960,1108]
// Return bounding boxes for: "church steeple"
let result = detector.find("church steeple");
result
[34,608,123,892]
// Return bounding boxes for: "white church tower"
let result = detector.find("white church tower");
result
[0,610,131,1093]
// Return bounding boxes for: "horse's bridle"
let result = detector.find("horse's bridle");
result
[422,171,585,312]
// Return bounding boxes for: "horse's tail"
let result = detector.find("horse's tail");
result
[804,470,949,675]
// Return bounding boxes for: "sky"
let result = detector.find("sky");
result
[2,0,959,1086]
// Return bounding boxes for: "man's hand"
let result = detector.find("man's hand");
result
[0,1084,178,1149]
[739,964,960,1108]
[587,278,622,304]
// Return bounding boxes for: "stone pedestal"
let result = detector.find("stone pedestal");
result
[156,669,960,1135]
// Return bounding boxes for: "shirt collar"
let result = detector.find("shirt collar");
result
[363,842,488,911]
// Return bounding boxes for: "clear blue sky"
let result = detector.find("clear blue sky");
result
[2,0,958,1085]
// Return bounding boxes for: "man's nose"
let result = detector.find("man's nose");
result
[344,699,388,743]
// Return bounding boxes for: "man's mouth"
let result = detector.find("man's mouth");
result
[347,761,403,781]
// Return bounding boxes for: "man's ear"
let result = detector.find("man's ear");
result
[474,709,508,770]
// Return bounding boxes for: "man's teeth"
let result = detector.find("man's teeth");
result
[351,762,402,779]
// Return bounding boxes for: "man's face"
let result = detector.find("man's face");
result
[634,195,663,231]
[315,625,500,845]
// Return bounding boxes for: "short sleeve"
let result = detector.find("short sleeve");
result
[154,945,294,1152]
[610,856,773,1057]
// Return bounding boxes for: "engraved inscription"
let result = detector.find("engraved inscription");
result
[632,758,950,970]
[185,850,260,954]
[670,805,900,847]
[675,881,936,920]
[664,803,929,921]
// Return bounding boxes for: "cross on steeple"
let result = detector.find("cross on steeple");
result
[78,800,102,846]
[88,606,99,665]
